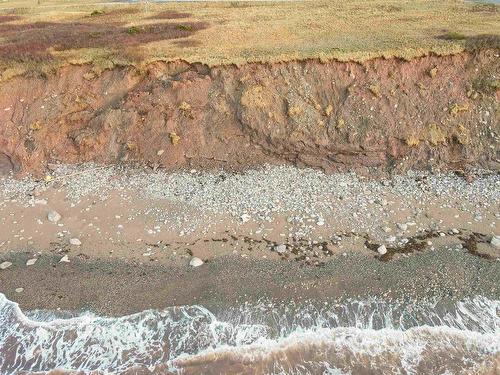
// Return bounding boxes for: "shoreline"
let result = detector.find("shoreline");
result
[1,248,500,316]
[0,164,498,315]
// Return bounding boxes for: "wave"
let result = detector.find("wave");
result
[0,294,499,374]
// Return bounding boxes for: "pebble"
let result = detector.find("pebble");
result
[274,244,287,254]
[0,261,12,270]
[69,238,82,246]
[240,214,251,223]
[491,235,500,249]
[377,245,387,255]
[386,236,396,243]
[397,223,408,231]
[59,255,70,263]
[26,258,37,266]
[47,210,62,223]
[189,257,204,267]
[15,288,23,293]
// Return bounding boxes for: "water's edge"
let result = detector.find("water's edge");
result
[1,293,499,374]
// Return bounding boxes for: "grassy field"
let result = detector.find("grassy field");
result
[0,0,498,77]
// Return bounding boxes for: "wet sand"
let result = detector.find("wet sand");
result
[0,247,499,316]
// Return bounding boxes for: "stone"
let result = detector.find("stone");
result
[491,235,500,249]
[189,257,204,267]
[15,288,23,293]
[47,210,61,223]
[70,238,82,246]
[157,149,164,156]
[386,236,396,243]
[377,245,387,255]
[274,244,287,254]
[26,258,37,266]
[0,261,12,270]
[240,214,251,223]
[59,255,70,263]
[397,223,408,231]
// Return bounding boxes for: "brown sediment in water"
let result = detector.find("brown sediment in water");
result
[0,49,498,176]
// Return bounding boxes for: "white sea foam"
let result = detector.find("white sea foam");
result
[0,294,499,375]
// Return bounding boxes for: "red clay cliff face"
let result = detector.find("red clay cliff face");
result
[0,50,498,175]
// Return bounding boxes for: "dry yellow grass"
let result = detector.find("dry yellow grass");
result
[0,0,498,74]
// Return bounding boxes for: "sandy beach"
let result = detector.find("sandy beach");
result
[0,164,498,315]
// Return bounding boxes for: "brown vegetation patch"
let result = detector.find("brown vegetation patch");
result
[0,15,21,23]
[0,20,209,61]
[173,39,201,48]
[89,8,140,18]
[470,2,498,13]
[375,4,403,13]
[149,10,191,19]
[436,32,500,51]
[465,34,500,50]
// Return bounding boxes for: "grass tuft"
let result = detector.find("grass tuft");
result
[127,26,140,35]
[90,10,104,17]
[176,24,192,31]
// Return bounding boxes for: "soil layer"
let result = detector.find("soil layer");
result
[0,50,498,175]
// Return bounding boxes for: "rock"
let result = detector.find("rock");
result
[0,261,12,270]
[69,238,82,246]
[169,132,180,145]
[377,245,387,255]
[397,223,408,231]
[274,244,287,254]
[240,214,251,223]
[491,235,500,249]
[15,288,23,293]
[26,258,37,266]
[47,210,62,223]
[157,149,164,156]
[189,257,204,267]
[316,219,325,226]
[59,255,70,263]
[386,236,396,243]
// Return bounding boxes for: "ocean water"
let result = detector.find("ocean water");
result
[0,293,499,374]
